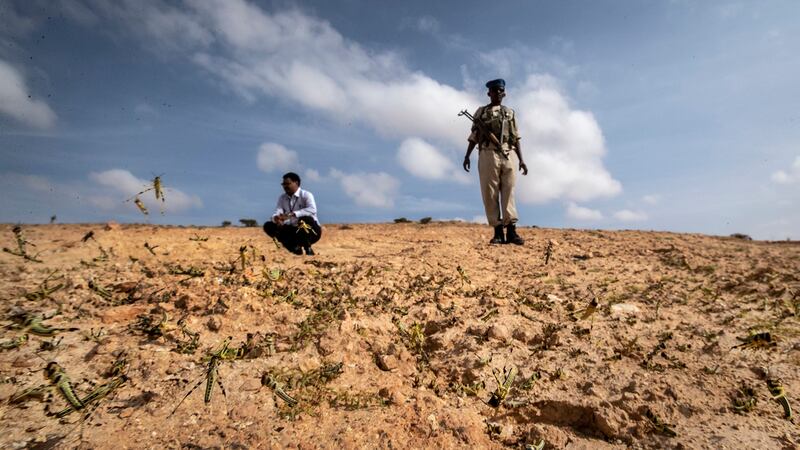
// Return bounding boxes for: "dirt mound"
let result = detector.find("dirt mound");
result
[0,223,798,449]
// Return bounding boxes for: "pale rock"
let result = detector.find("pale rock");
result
[610,303,641,319]
[206,317,222,332]
[427,414,439,433]
[375,354,399,371]
[487,324,510,342]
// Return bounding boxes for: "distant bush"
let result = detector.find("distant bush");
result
[394,217,411,223]
[239,219,258,227]
[419,217,432,224]
[730,233,752,241]
[221,221,232,227]
[50,215,56,224]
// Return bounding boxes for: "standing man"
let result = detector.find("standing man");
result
[263,172,322,255]
[463,78,528,245]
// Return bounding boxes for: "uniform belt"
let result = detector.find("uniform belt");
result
[480,146,511,158]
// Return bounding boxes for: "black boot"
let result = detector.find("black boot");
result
[506,224,524,245]
[489,225,505,244]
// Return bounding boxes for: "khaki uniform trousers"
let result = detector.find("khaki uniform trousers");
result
[478,148,518,227]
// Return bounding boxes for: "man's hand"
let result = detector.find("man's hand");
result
[273,214,286,224]
[463,157,471,172]
[519,161,528,175]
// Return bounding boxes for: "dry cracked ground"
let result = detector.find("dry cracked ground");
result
[0,223,798,449]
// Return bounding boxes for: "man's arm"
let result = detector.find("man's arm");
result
[513,141,527,175]
[463,141,477,172]
[510,115,527,175]
[272,195,286,224]
[291,191,317,220]
[463,107,482,172]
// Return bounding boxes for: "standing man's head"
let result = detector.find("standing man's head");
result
[486,78,506,105]
[281,172,301,195]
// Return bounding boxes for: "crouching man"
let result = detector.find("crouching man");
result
[263,172,321,255]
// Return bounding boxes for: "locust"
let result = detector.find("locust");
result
[133,196,149,216]
[24,271,64,301]
[766,377,793,420]
[296,221,317,235]
[9,384,50,404]
[645,408,677,437]
[265,267,282,281]
[81,231,95,243]
[572,292,600,331]
[53,374,128,419]
[544,240,554,265]
[143,242,159,255]
[11,313,76,337]
[488,366,517,407]
[261,373,298,407]
[135,312,169,338]
[189,234,209,242]
[88,279,113,301]
[45,362,85,412]
[525,441,545,450]
[238,245,248,271]
[0,334,28,350]
[457,265,471,286]
[3,226,43,262]
[126,175,165,214]
[169,264,205,280]
[732,384,757,413]
[175,317,199,354]
[733,332,777,350]
[52,357,129,418]
[171,338,232,416]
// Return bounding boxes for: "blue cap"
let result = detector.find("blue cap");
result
[485,79,505,90]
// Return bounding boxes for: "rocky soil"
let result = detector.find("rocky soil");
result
[0,223,798,449]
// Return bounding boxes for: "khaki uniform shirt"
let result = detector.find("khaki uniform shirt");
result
[467,105,520,154]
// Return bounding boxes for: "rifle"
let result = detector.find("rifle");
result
[458,109,508,159]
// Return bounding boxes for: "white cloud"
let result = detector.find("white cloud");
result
[72,1,478,147]
[63,1,619,206]
[256,142,299,173]
[89,169,202,212]
[614,209,648,222]
[15,174,54,193]
[771,156,800,184]
[415,16,440,34]
[566,202,603,220]
[303,168,321,182]
[329,169,398,208]
[471,215,488,224]
[0,59,57,129]
[396,137,468,183]
[513,75,622,204]
[642,194,660,205]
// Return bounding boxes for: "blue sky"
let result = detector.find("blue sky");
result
[1,0,798,239]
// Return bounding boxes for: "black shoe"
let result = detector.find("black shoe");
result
[291,246,303,255]
[304,246,315,256]
[506,224,524,245]
[489,225,505,244]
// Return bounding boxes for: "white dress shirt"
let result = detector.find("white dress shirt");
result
[272,188,318,226]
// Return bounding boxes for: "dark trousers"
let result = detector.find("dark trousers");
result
[263,216,321,252]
